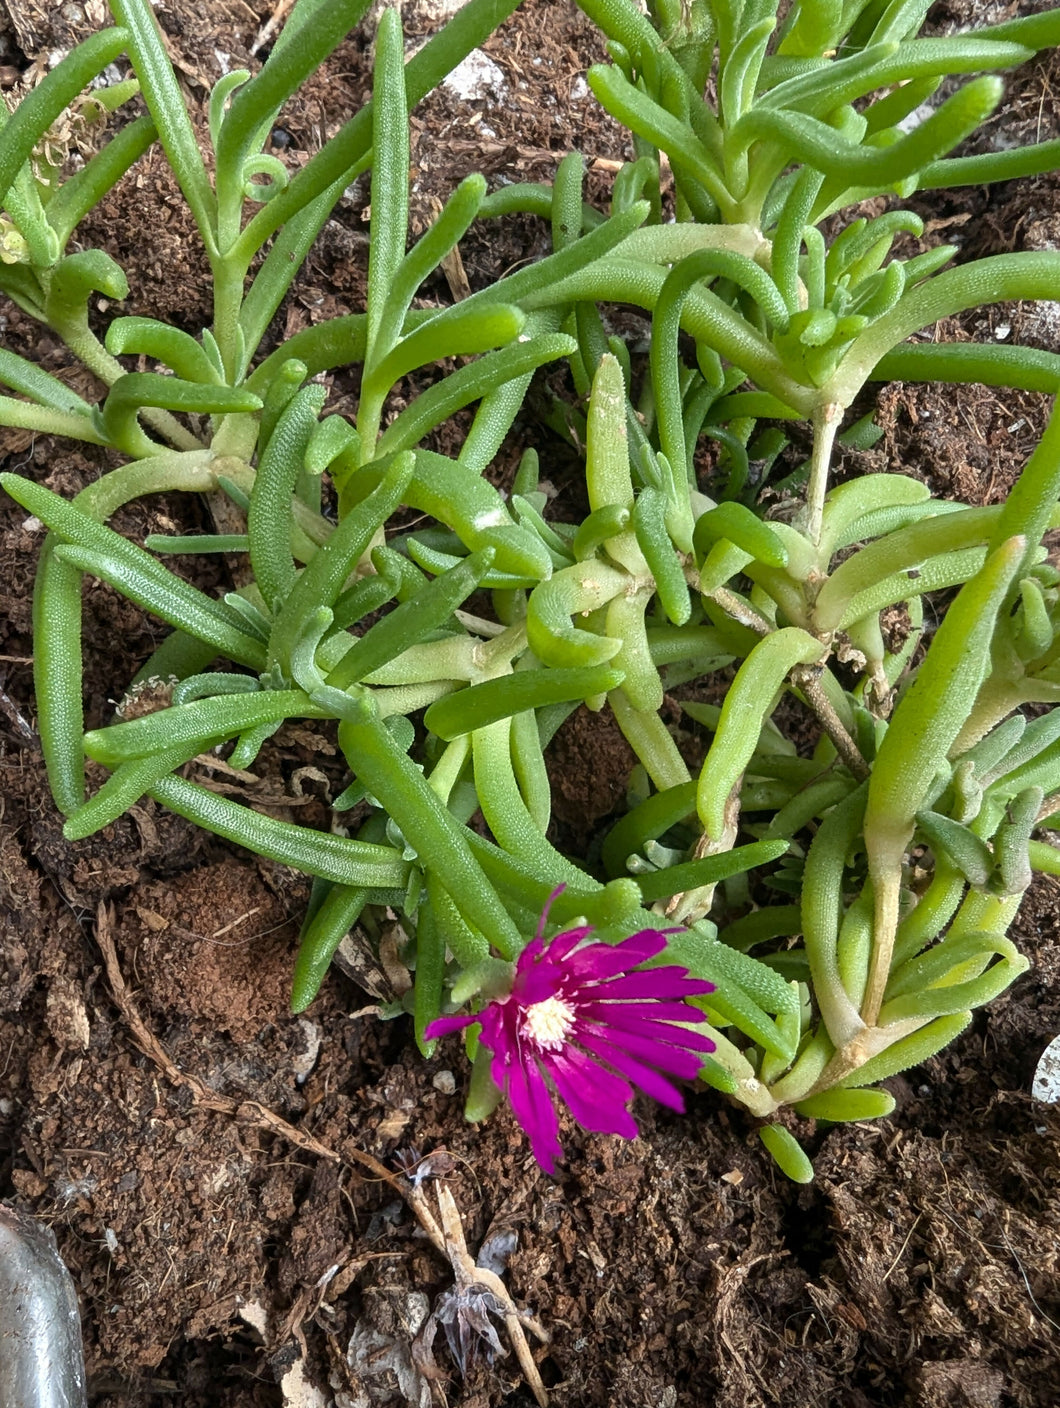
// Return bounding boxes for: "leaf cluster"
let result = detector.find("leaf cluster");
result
[4,0,1060,1178]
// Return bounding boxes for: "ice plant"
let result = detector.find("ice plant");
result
[426,895,717,1173]
[5,0,1060,1185]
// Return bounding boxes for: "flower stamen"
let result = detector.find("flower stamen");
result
[520,995,575,1050]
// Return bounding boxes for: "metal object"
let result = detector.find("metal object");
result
[0,1204,87,1408]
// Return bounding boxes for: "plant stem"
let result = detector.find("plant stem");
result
[711,586,772,635]
[609,687,691,791]
[861,851,903,1027]
[801,400,842,548]
[791,664,869,780]
[56,320,204,451]
[212,262,247,383]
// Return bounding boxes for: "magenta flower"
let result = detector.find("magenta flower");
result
[425,901,716,1173]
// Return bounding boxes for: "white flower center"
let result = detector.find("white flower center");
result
[520,995,575,1050]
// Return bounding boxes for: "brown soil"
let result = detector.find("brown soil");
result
[2,3,1059,1407]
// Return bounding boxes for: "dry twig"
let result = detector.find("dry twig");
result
[432,1183,549,1406]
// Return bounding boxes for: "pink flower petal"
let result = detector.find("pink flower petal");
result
[514,935,547,972]
[540,925,593,965]
[578,1020,711,1077]
[573,1029,689,1111]
[560,932,668,979]
[578,1008,717,1051]
[542,1041,634,1111]
[517,967,568,1006]
[477,1002,513,1054]
[576,969,714,1001]
[544,1047,639,1138]
[506,1049,563,1173]
[576,998,715,1026]
[424,1013,476,1039]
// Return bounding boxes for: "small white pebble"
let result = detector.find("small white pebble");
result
[237,1298,269,1338]
[994,322,1012,340]
[292,1018,322,1086]
[1032,1033,1060,1102]
[443,50,506,101]
[432,1069,456,1095]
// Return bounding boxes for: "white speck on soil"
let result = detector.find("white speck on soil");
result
[291,1018,323,1085]
[1032,1033,1060,1102]
[279,1356,329,1408]
[443,49,507,102]
[404,0,470,22]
